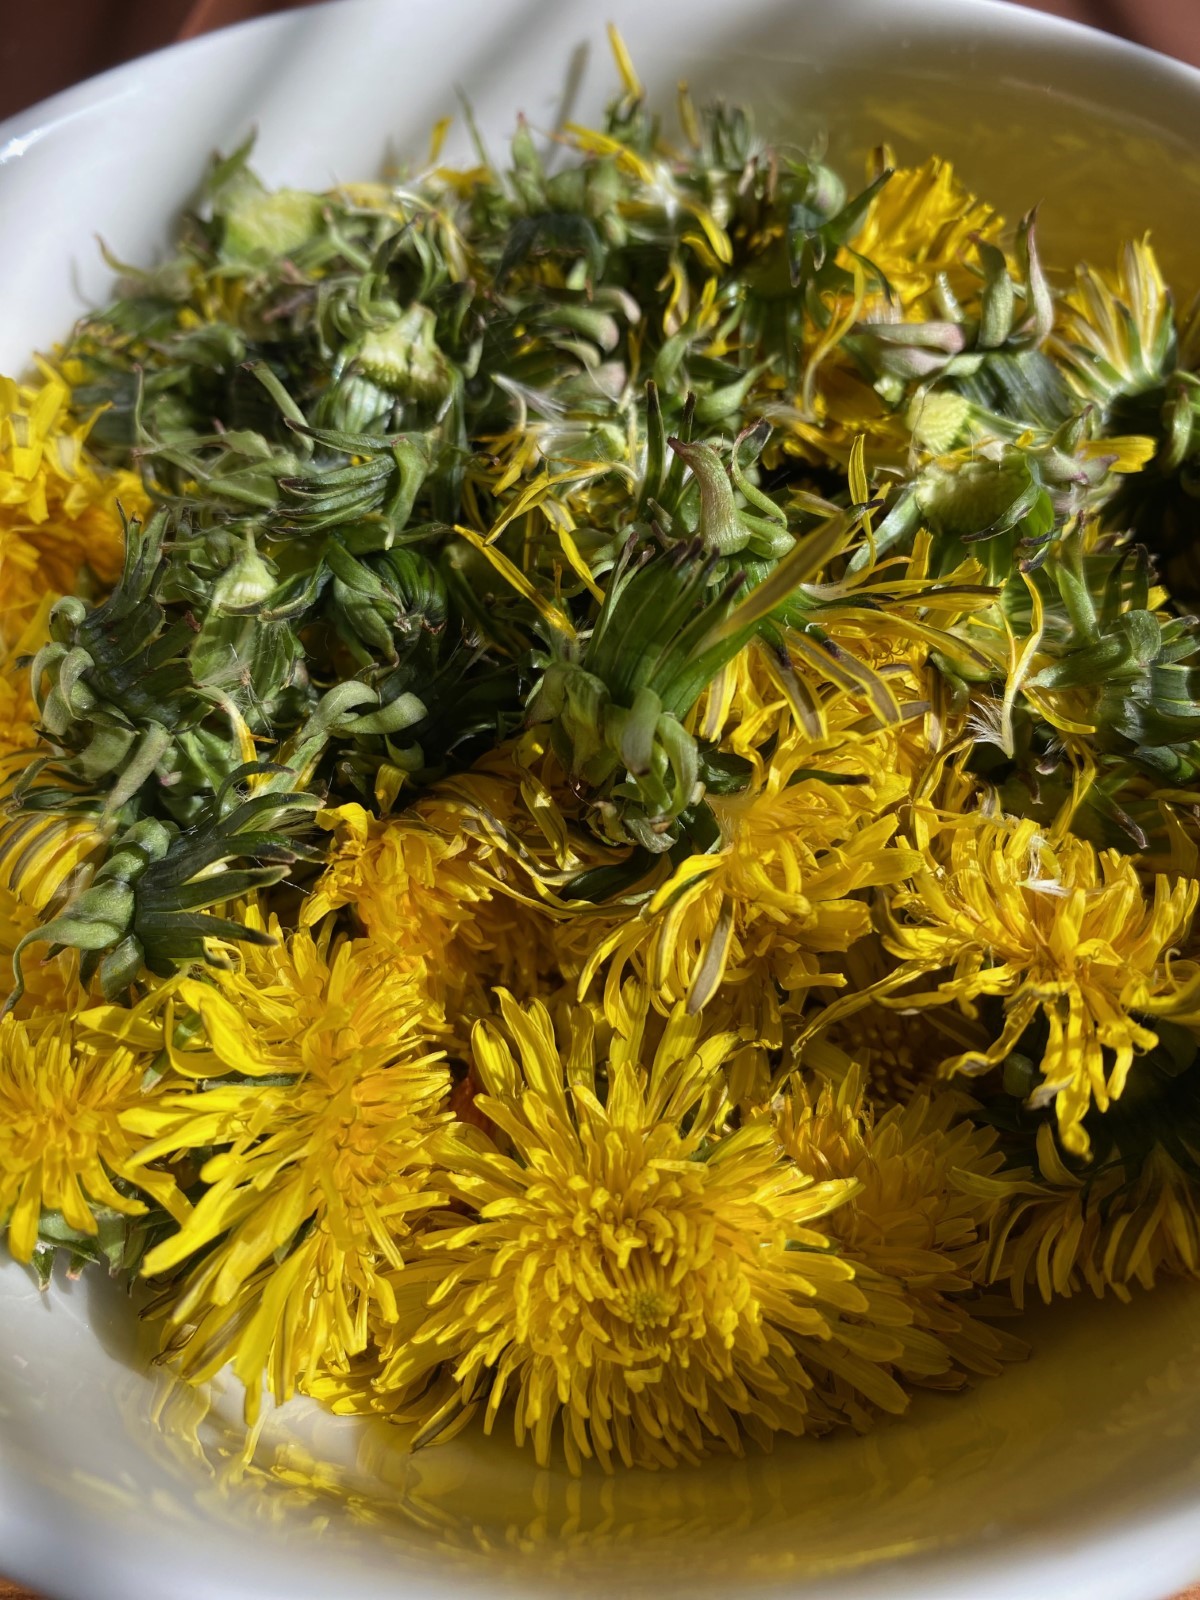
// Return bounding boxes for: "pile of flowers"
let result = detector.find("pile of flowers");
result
[3,35,1200,1473]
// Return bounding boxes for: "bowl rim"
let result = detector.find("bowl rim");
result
[3,0,1200,158]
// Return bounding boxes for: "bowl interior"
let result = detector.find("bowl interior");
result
[5,1262,1200,1600]
[3,4,1200,1598]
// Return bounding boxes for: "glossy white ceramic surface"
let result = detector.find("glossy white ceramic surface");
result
[2,4,1200,1597]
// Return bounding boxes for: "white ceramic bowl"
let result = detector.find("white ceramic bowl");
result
[3,3,1200,1597]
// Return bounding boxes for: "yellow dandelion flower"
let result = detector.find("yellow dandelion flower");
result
[694,593,975,799]
[126,926,452,1419]
[811,1000,960,1104]
[0,601,49,782]
[778,1071,1023,1401]
[793,932,996,1105]
[0,1013,185,1262]
[303,740,599,1019]
[302,801,499,985]
[800,533,1000,708]
[146,907,446,1074]
[850,157,1002,315]
[691,639,794,759]
[338,991,944,1472]
[0,618,93,1022]
[0,802,108,1019]
[0,883,81,1022]
[431,729,607,888]
[0,668,39,781]
[301,803,566,1021]
[880,815,1199,1156]
[780,160,1001,469]
[963,1123,1200,1308]
[578,728,922,1025]
[1050,236,1173,404]
[0,367,147,649]
[0,809,109,927]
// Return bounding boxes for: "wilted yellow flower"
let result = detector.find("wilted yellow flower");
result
[578,728,921,1025]
[301,799,521,1021]
[0,1013,185,1262]
[1050,236,1173,404]
[303,801,486,953]
[794,932,995,1106]
[431,729,606,886]
[0,368,147,649]
[305,806,567,1027]
[694,570,988,816]
[805,996,940,1104]
[126,925,451,1419]
[778,1071,1023,1401]
[304,741,596,1021]
[880,815,1199,1156]
[963,1123,1200,1307]
[337,991,942,1472]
